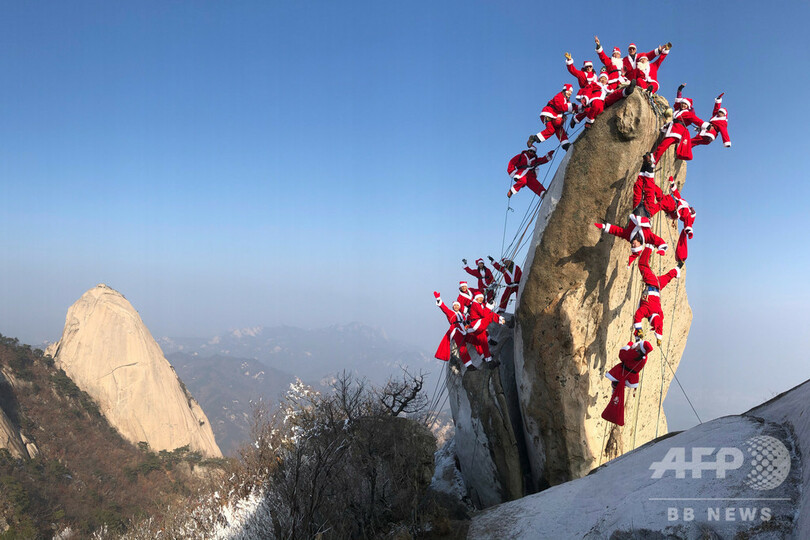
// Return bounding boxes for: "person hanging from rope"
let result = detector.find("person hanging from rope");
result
[571,71,637,129]
[463,259,496,304]
[433,291,477,371]
[633,247,680,345]
[594,214,668,266]
[527,84,579,151]
[625,43,671,94]
[672,83,710,132]
[565,52,597,103]
[456,280,477,315]
[659,177,696,266]
[594,37,627,90]
[465,292,505,369]
[631,154,661,216]
[601,340,654,426]
[691,92,732,149]
[506,146,555,199]
[489,256,522,314]
[650,106,693,165]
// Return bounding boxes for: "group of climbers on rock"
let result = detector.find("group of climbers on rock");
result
[434,37,731,391]
[433,257,523,372]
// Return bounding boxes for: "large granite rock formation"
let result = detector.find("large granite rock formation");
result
[468,378,810,539]
[46,285,222,457]
[515,90,691,488]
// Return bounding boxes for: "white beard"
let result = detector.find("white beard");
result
[638,61,650,76]
[611,57,623,71]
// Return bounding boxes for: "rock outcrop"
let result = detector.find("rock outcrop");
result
[0,406,28,459]
[46,284,222,457]
[468,378,809,539]
[514,90,690,488]
[0,368,34,459]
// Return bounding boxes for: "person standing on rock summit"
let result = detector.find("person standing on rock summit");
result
[433,291,476,371]
[527,84,578,151]
[489,256,522,313]
[625,43,670,94]
[506,146,555,199]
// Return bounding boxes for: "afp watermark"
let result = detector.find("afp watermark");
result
[647,435,793,524]
[649,435,791,490]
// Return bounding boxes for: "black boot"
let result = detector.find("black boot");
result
[625,79,637,96]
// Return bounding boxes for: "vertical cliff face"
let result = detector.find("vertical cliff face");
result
[515,91,691,487]
[46,284,222,457]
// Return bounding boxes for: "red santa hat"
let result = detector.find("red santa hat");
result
[475,258,485,265]
[717,107,728,116]
[459,281,469,289]
[563,83,574,93]
[583,60,593,68]
[613,46,621,55]
[636,340,653,355]
[628,43,637,49]
[474,292,485,300]
[452,301,461,308]
[598,71,609,80]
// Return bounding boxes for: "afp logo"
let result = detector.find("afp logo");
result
[649,436,791,490]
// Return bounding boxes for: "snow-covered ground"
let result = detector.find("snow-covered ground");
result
[468,379,810,539]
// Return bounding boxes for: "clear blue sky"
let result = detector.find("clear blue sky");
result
[1,1,808,429]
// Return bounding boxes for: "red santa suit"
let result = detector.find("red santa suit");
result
[464,261,496,303]
[622,44,659,74]
[691,94,732,148]
[672,90,709,132]
[456,281,476,315]
[596,45,627,90]
[632,163,663,215]
[507,149,554,198]
[492,259,522,312]
[633,248,680,342]
[535,85,578,147]
[566,57,597,101]
[602,340,653,426]
[466,295,502,360]
[625,48,668,93]
[433,293,473,367]
[573,77,634,127]
[595,214,668,266]
[651,119,693,164]
[658,179,696,264]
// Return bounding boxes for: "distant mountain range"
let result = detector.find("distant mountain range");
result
[161,323,438,455]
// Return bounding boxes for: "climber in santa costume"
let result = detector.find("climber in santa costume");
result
[594,37,627,90]
[433,292,476,371]
[691,92,732,149]
[631,156,661,216]
[672,83,709,131]
[489,256,522,313]
[456,281,476,315]
[565,52,597,102]
[527,84,579,151]
[651,106,693,165]
[594,214,668,266]
[658,177,696,265]
[572,72,637,129]
[463,259,496,303]
[465,292,504,369]
[601,340,654,426]
[506,146,555,198]
[625,43,670,94]
[633,247,680,344]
